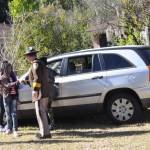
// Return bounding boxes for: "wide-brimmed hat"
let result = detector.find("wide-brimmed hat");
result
[24,47,39,55]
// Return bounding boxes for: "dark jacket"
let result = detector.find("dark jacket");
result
[29,58,51,99]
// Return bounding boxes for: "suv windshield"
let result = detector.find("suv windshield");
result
[47,60,62,75]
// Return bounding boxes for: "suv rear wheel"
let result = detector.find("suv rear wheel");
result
[106,92,142,123]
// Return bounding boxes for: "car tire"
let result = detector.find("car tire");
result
[106,92,142,124]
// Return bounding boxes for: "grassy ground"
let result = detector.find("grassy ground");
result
[1,111,150,150]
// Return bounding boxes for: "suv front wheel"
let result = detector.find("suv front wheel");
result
[106,92,142,124]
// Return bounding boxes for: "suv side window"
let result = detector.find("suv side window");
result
[67,55,92,75]
[47,59,62,76]
[102,54,133,70]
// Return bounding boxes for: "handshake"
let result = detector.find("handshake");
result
[18,79,30,85]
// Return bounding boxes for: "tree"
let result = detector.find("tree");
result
[8,4,92,74]
[85,0,117,23]
[51,0,85,10]
[82,0,118,47]
[9,0,40,17]
[0,0,12,24]
[18,5,91,54]
[115,0,150,45]
[9,0,86,17]
[0,14,33,73]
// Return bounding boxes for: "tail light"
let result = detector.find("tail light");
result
[147,66,150,81]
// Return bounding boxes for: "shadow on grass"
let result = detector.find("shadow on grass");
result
[18,109,150,130]
[19,132,36,136]
[54,130,150,138]
[54,109,150,129]
[19,113,116,130]
[0,139,91,145]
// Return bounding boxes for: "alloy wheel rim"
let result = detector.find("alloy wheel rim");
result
[111,98,134,121]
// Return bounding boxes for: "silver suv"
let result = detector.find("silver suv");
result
[18,45,150,123]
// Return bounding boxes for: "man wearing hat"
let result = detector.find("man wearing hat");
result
[24,47,51,139]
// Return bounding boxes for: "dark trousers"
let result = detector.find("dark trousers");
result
[0,95,5,126]
[47,101,55,128]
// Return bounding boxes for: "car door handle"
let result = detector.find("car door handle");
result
[91,76,103,80]
[55,83,59,86]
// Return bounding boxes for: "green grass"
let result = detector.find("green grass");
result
[1,111,150,150]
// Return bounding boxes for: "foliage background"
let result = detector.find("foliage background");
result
[2,0,150,74]
[8,0,92,74]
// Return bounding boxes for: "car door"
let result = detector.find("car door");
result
[47,58,64,98]
[18,59,64,111]
[56,54,107,107]
[100,52,139,89]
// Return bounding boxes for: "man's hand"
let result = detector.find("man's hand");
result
[32,91,39,99]
[15,80,20,85]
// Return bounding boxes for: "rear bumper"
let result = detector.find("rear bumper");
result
[135,86,150,108]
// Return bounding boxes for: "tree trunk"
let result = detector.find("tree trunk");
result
[92,33,100,48]
[145,26,150,46]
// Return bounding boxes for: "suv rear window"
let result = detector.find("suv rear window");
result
[136,49,150,65]
[102,54,133,70]
[47,59,62,75]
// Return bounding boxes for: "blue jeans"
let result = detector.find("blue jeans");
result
[3,96,18,131]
